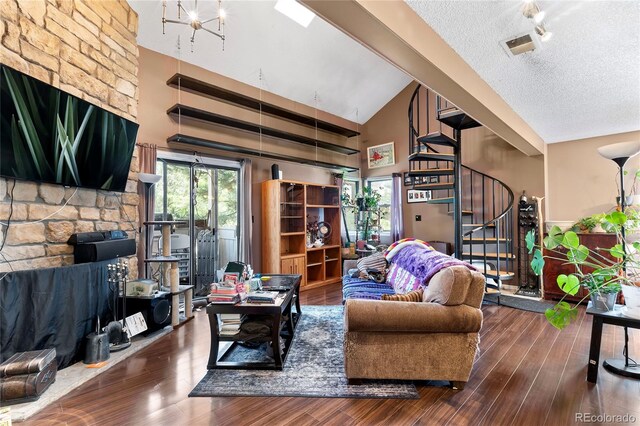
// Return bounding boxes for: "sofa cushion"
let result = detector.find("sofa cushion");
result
[345,299,483,333]
[342,276,395,301]
[423,266,472,306]
[381,289,423,302]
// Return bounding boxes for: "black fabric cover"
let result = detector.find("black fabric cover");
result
[0,260,113,369]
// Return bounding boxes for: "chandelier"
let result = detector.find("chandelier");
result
[162,0,226,50]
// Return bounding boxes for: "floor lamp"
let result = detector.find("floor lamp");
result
[139,173,162,279]
[597,140,640,379]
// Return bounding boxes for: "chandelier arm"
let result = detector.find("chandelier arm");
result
[200,17,220,25]
[201,27,224,40]
[164,19,189,25]
[178,2,188,16]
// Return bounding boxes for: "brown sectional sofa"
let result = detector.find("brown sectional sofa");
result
[343,265,485,389]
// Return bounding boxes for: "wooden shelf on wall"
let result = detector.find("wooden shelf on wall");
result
[167,104,359,155]
[167,134,358,172]
[166,73,360,138]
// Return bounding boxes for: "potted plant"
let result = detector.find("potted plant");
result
[527,211,640,329]
[572,215,601,233]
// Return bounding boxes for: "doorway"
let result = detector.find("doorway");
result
[154,155,240,297]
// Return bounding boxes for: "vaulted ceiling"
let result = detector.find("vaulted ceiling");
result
[128,0,412,125]
[129,0,640,144]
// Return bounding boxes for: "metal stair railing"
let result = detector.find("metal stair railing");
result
[407,84,515,291]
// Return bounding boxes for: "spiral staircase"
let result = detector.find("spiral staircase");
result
[407,85,515,295]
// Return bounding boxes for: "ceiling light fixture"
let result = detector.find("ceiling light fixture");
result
[274,0,315,28]
[523,2,552,41]
[534,25,553,42]
[162,0,226,51]
[522,3,541,20]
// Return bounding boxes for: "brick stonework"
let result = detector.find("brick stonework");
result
[0,0,140,275]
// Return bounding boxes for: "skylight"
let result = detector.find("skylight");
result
[274,0,315,28]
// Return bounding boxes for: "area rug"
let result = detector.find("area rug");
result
[484,293,556,313]
[189,305,419,399]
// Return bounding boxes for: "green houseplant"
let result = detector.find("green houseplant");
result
[527,210,640,329]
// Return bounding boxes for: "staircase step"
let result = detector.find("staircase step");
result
[413,182,455,191]
[448,210,474,216]
[408,152,455,162]
[462,252,516,260]
[427,197,454,205]
[437,109,482,130]
[463,237,510,243]
[408,168,454,177]
[462,223,496,228]
[417,132,458,148]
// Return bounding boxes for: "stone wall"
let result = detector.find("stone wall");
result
[0,0,140,274]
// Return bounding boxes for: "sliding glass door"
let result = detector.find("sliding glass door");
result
[154,157,240,297]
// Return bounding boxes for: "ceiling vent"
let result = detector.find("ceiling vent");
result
[500,31,542,58]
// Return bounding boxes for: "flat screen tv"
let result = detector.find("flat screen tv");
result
[0,64,138,192]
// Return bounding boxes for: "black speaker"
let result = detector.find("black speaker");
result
[120,294,171,334]
[73,238,136,264]
[271,164,279,180]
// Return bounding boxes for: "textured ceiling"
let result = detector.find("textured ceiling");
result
[128,0,412,124]
[406,0,640,143]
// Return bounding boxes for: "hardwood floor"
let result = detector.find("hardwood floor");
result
[22,283,640,425]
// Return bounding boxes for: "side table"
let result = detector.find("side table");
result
[586,303,640,383]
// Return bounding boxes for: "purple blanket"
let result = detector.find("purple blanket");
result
[387,245,475,294]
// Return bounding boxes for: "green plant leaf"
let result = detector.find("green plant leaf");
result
[610,243,625,259]
[71,104,94,153]
[562,231,579,249]
[525,230,536,254]
[557,274,580,296]
[606,211,627,226]
[531,249,545,276]
[56,116,81,185]
[567,245,589,264]
[549,225,562,237]
[11,115,31,176]
[545,301,578,330]
[2,67,47,177]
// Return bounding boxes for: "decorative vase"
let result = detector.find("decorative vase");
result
[590,291,617,311]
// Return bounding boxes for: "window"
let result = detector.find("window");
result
[342,179,359,236]
[367,178,392,233]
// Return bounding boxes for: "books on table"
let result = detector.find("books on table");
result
[208,283,242,304]
[246,291,279,304]
[218,313,242,336]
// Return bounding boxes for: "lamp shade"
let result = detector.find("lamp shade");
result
[138,173,162,184]
[597,141,640,163]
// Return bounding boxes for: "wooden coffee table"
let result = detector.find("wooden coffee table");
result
[206,274,302,370]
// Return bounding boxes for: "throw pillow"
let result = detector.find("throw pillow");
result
[381,288,423,302]
[423,266,472,306]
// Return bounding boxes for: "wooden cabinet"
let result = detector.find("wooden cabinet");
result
[262,179,342,290]
[543,233,617,303]
[280,256,306,285]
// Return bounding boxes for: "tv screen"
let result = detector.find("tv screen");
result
[0,64,138,192]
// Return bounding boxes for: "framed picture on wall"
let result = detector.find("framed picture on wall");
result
[404,172,412,186]
[367,142,395,169]
[407,189,431,203]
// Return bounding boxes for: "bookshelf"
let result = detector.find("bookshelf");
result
[262,179,342,290]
